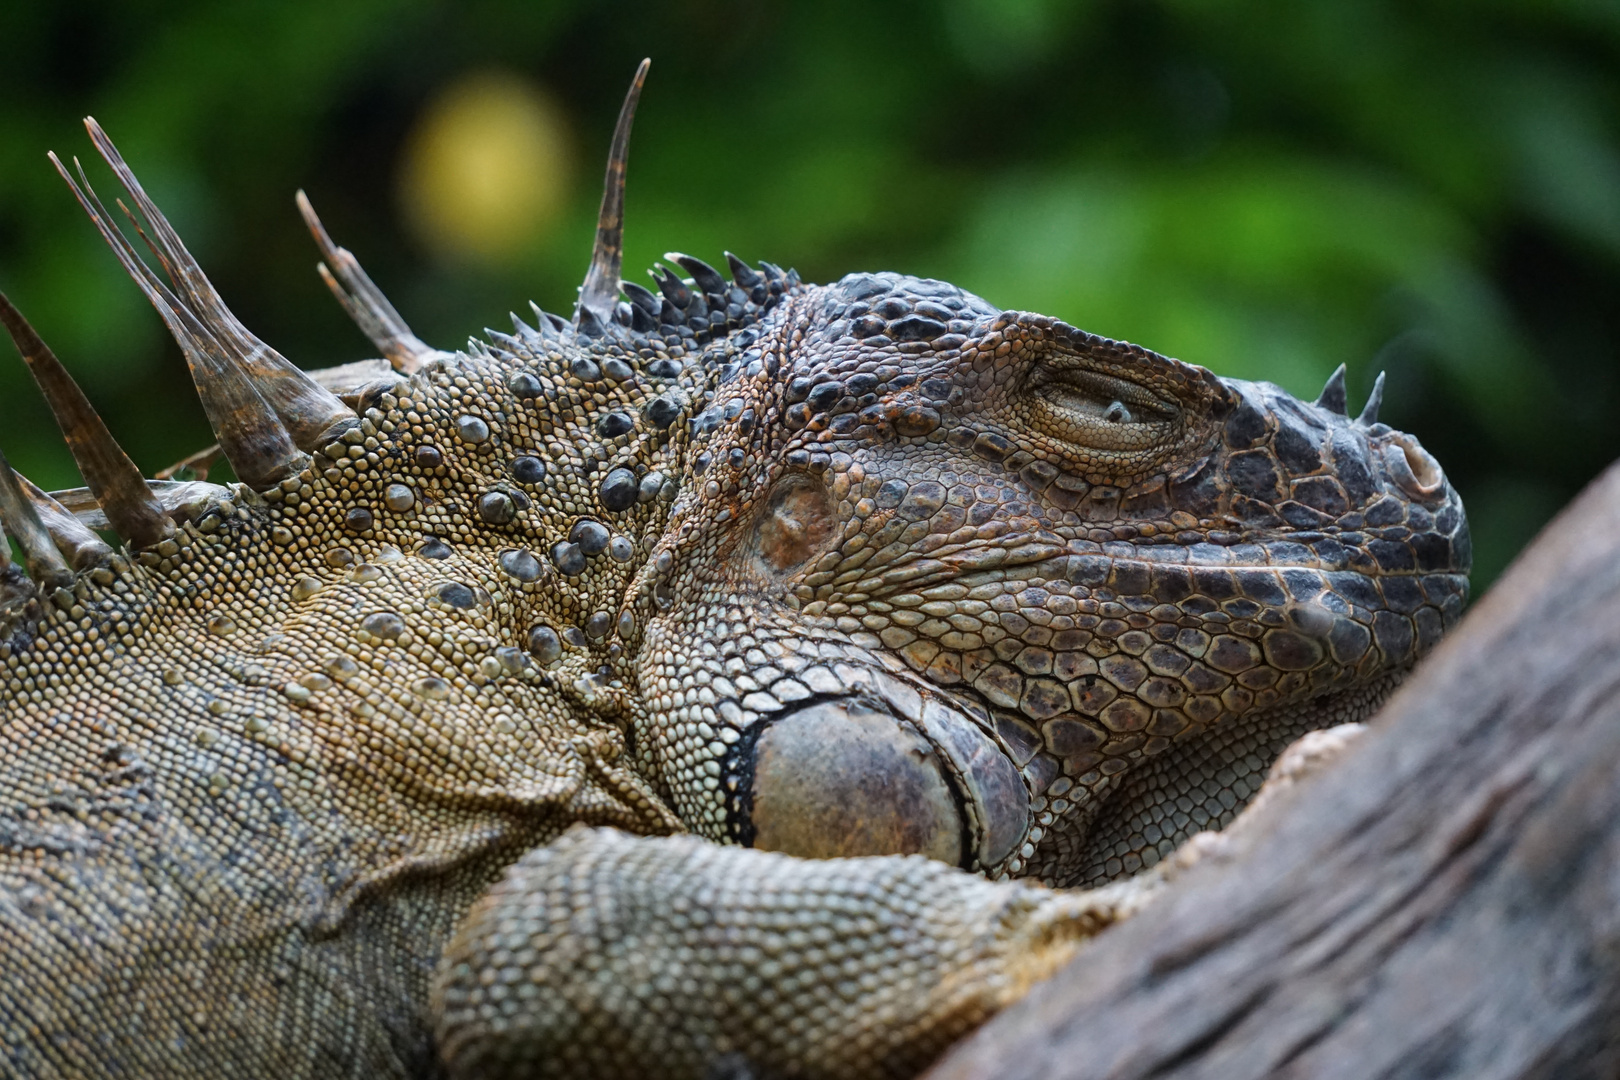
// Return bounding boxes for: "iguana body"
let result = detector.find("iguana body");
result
[0,67,1469,1079]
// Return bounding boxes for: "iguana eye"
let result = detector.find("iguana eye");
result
[1025,364,1178,452]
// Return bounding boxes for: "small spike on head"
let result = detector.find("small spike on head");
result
[725,252,762,289]
[0,292,175,550]
[0,449,74,590]
[1357,370,1386,427]
[652,264,692,309]
[667,253,727,297]
[577,59,651,328]
[1315,363,1348,415]
[575,304,609,338]
[296,190,439,374]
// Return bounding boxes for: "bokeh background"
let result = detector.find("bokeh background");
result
[2,0,1616,593]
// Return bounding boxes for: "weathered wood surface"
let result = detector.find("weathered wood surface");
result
[929,459,1620,1080]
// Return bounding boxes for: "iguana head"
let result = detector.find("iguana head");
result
[1,67,1468,897]
[635,269,1469,886]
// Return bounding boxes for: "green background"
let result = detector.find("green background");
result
[2,0,1617,593]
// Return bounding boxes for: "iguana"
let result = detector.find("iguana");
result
[0,62,1469,1079]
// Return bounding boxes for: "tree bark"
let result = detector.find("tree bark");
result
[927,459,1620,1080]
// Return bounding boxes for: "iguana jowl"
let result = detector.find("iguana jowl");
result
[0,62,1470,1079]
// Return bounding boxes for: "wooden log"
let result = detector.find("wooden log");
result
[928,458,1620,1080]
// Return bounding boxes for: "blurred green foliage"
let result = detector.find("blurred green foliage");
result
[2,0,1617,593]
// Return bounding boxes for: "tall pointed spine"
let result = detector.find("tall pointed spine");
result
[0,292,175,549]
[0,449,74,590]
[295,190,439,375]
[576,59,651,328]
[50,151,306,489]
[79,120,358,452]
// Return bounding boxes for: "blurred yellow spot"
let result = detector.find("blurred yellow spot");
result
[399,71,573,263]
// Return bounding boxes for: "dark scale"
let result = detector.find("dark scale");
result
[417,537,452,559]
[499,549,543,582]
[597,411,635,439]
[507,371,542,399]
[570,519,610,556]
[645,396,679,429]
[437,583,477,609]
[550,541,586,576]
[598,469,638,512]
[478,492,517,525]
[510,456,546,484]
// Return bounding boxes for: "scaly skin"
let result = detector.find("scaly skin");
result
[0,127,1468,1080]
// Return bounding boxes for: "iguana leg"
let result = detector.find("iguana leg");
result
[431,723,1370,1079]
[432,827,1159,1080]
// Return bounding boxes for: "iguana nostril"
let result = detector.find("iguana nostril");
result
[1385,433,1444,498]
